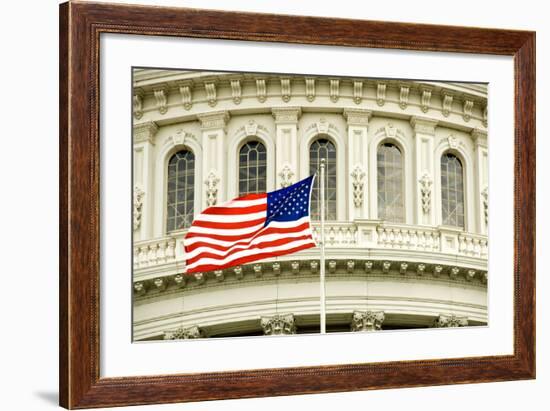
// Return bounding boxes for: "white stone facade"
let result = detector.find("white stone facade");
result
[132,69,488,340]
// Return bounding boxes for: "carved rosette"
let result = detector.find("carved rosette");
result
[133,186,145,231]
[434,314,468,328]
[351,311,385,332]
[418,172,433,214]
[261,314,297,335]
[164,325,203,340]
[350,164,366,208]
[204,170,220,206]
[278,163,295,188]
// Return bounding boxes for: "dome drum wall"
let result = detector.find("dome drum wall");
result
[132,69,488,341]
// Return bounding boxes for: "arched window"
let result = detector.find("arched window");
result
[239,141,267,196]
[441,153,465,228]
[309,138,337,220]
[377,143,404,222]
[166,150,195,232]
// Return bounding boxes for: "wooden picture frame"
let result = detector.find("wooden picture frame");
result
[59,1,535,408]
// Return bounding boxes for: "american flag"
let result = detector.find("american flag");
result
[183,175,317,274]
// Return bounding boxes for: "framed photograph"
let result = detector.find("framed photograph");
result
[59,1,535,409]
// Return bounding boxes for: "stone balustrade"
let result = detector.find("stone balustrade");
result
[133,221,487,273]
[133,236,177,269]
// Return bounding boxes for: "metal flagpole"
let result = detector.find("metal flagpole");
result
[320,158,326,334]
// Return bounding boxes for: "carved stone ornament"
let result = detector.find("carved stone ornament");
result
[204,170,220,206]
[178,81,193,110]
[343,108,371,127]
[421,88,432,113]
[133,121,159,144]
[399,85,409,109]
[385,123,397,138]
[481,186,488,226]
[261,314,297,335]
[419,172,433,214]
[256,78,267,103]
[410,117,438,135]
[376,83,386,106]
[316,117,329,134]
[353,81,363,104]
[197,111,230,130]
[434,314,468,328]
[305,78,315,102]
[278,163,295,188]
[448,135,459,149]
[272,107,302,124]
[350,164,366,208]
[483,104,488,127]
[329,79,340,102]
[205,82,217,107]
[133,186,145,231]
[164,325,203,340]
[463,99,474,122]
[245,119,258,136]
[281,78,291,102]
[351,310,385,332]
[153,85,168,115]
[133,88,144,119]
[230,79,241,104]
[442,92,453,117]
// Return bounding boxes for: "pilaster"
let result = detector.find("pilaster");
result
[472,128,488,234]
[272,107,302,188]
[197,111,230,208]
[344,109,371,220]
[133,121,159,240]
[410,116,438,226]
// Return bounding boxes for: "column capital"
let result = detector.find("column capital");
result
[260,314,297,335]
[471,127,488,148]
[343,108,372,127]
[197,110,230,131]
[272,107,302,124]
[133,121,159,144]
[410,116,438,135]
[433,314,468,328]
[164,325,204,340]
[350,310,385,331]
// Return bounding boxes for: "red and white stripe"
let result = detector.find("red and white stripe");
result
[183,193,316,274]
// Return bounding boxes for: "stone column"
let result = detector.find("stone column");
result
[410,117,438,226]
[272,107,302,188]
[350,310,385,331]
[133,121,159,241]
[260,314,297,335]
[164,325,204,339]
[433,314,468,328]
[472,128,488,235]
[343,109,371,220]
[197,111,230,209]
